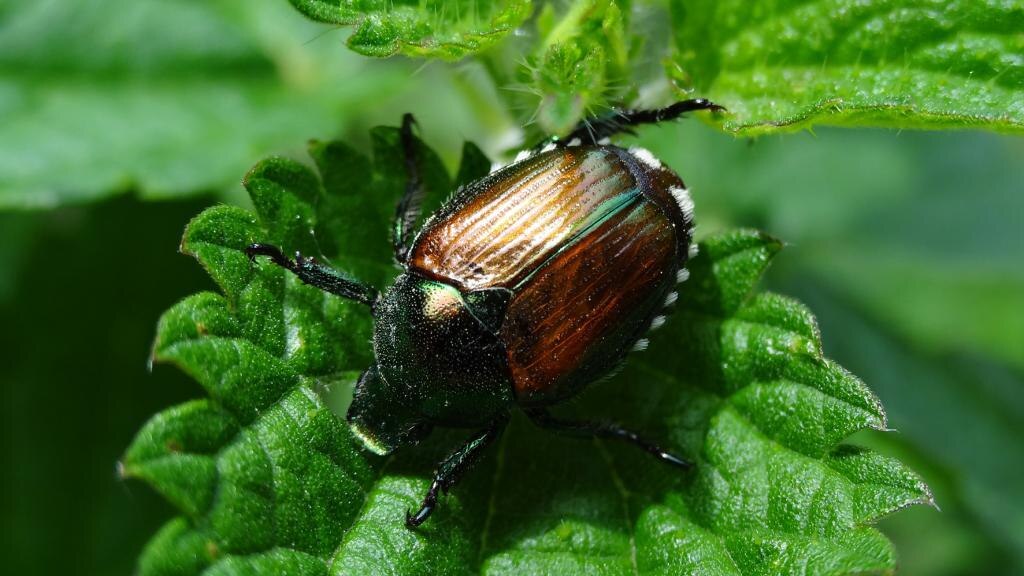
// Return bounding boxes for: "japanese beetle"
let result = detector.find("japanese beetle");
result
[247,99,723,528]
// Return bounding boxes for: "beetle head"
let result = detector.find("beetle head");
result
[347,366,431,455]
[363,273,514,434]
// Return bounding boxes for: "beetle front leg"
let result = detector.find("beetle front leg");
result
[246,243,378,308]
[525,408,691,469]
[393,113,427,264]
[406,416,508,529]
[554,99,725,147]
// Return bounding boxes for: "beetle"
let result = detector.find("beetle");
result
[247,99,723,528]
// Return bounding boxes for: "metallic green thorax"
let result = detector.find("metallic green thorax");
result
[347,274,514,454]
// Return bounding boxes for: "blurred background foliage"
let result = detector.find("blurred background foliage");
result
[1,0,1022,574]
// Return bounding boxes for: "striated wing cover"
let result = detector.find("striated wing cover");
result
[501,200,677,403]
[410,147,639,291]
[409,146,685,403]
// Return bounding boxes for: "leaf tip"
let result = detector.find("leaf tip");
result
[758,230,785,255]
[900,476,937,515]
[177,224,191,257]
[240,156,281,189]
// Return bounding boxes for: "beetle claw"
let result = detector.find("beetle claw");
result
[245,243,286,265]
[244,244,260,263]
[405,504,432,529]
[701,99,728,113]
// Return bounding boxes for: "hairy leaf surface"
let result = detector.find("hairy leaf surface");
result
[125,130,930,575]
[670,0,1024,134]
[286,0,532,59]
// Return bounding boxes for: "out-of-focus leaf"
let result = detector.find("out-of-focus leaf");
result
[477,0,684,139]
[1,196,217,576]
[630,121,1024,370]
[0,0,403,209]
[627,122,917,240]
[810,250,1024,371]
[528,0,634,135]
[0,213,37,299]
[805,128,1024,370]
[670,0,1024,135]
[286,0,532,60]
[126,127,928,574]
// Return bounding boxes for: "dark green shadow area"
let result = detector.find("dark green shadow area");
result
[1,196,213,575]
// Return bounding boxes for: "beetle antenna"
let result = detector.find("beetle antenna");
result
[246,243,378,309]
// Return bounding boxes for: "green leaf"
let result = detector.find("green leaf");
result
[623,117,1024,371]
[126,129,929,574]
[627,120,1024,571]
[670,0,1024,134]
[286,0,533,60]
[0,0,404,209]
[527,0,635,135]
[808,248,1024,371]
[797,128,1024,371]
[782,274,1024,570]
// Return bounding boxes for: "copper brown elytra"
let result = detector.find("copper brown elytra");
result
[246,99,724,528]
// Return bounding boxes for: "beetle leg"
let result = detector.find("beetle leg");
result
[393,113,427,264]
[525,408,691,469]
[555,99,726,147]
[245,243,378,309]
[405,416,508,529]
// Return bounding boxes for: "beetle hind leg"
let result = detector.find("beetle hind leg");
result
[406,416,508,529]
[525,408,691,469]
[555,99,725,148]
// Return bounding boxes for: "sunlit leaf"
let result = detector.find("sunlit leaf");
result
[670,0,1024,134]
[0,0,403,208]
[286,0,532,60]
[125,128,929,574]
